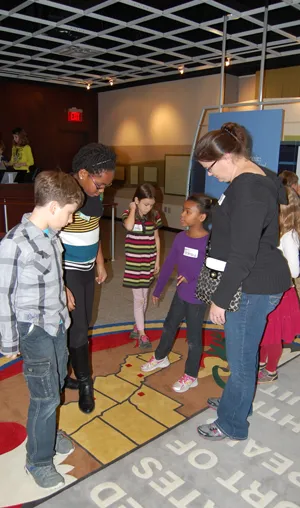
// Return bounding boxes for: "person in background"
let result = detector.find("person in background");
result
[6,127,34,172]
[194,121,291,442]
[141,195,210,393]
[258,186,300,382]
[60,143,116,414]
[123,183,162,349]
[0,171,84,489]
[0,140,6,169]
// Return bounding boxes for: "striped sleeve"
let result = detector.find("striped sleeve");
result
[122,210,129,222]
[155,212,163,229]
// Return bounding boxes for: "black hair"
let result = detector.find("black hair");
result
[72,142,116,174]
[186,194,213,215]
[12,127,23,135]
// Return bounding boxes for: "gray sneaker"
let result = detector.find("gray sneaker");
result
[55,430,74,456]
[25,463,65,489]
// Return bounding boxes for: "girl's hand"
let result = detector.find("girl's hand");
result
[209,302,226,325]
[177,275,187,286]
[154,261,160,274]
[66,287,76,311]
[96,263,107,284]
[152,296,159,305]
[129,202,136,211]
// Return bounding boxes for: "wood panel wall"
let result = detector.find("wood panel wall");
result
[0,80,98,171]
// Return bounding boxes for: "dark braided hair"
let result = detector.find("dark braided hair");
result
[72,143,116,175]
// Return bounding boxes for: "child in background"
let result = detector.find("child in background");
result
[141,195,211,393]
[6,127,34,172]
[258,186,300,383]
[123,183,162,348]
[0,140,6,169]
[60,143,116,414]
[0,171,84,489]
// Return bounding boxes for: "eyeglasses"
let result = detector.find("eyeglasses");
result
[88,173,112,191]
[206,161,217,172]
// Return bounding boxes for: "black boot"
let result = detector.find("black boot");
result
[70,344,95,414]
[64,376,79,390]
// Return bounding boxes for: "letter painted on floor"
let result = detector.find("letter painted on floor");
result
[216,470,245,493]
[262,453,293,475]
[150,470,184,497]
[188,449,218,470]
[166,440,197,456]
[241,480,277,507]
[132,458,163,479]
[90,482,126,507]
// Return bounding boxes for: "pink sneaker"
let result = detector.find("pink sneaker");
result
[172,374,198,393]
[129,325,139,340]
[141,355,170,372]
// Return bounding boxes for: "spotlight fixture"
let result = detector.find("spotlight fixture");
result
[86,82,91,90]
[225,57,230,67]
[109,78,114,86]
[178,65,184,75]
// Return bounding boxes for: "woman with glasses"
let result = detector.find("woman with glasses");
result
[195,122,291,441]
[59,143,116,414]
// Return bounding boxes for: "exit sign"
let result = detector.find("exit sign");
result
[68,108,83,122]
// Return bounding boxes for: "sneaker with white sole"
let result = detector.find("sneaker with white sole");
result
[25,463,65,489]
[172,373,198,393]
[55,430,74,457]
[141,355,170,372]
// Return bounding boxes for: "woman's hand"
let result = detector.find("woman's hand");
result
[209,302,226,325]
[152,295,159,305]
[154,260,160,274]
[177,275,187,286]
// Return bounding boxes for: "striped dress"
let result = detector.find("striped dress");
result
[122,210,163,288]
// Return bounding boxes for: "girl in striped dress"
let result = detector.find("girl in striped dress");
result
[123,184,162,348]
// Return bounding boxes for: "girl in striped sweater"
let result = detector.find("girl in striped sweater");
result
[122,184,162,348]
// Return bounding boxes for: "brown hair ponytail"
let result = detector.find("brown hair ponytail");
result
[194,122,249,162]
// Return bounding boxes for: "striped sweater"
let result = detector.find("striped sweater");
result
[60,194,103,271]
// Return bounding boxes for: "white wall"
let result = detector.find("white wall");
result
[98,73,238,148]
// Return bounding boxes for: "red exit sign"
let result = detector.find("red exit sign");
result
[68,108,83,122]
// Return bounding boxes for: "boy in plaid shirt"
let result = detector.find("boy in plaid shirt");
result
[0,171,83,490]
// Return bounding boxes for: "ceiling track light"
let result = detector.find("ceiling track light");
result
[109,78,114,86]
[86,82,91,90]
[225,57,230,67]
[178,65,184,75]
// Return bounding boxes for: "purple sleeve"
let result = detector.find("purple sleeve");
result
[153,236,178,297]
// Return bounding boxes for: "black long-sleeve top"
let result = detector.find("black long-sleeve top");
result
[210,173,291,309]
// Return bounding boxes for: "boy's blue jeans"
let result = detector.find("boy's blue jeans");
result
[18,322,68,467]
[216,292,282,440]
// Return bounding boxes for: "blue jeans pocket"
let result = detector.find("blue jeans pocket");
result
[23,359,55,400]
[269,293,282,309]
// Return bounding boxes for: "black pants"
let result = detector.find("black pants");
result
[64,268,95,349]
[155,292,206,378]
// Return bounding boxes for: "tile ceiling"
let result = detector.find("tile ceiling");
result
[0,0,300,91]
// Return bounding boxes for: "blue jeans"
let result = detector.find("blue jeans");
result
[18,323,68,467]
[216,292,282,440]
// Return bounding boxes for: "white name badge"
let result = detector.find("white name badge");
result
[218,194,226,205]
[133,224,143,232]
[78,211,91,222]
[183,247,199,258]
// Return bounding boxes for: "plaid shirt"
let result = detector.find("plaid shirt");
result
[0,214,70,355]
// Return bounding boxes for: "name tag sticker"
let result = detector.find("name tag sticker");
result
[133,224,143,232]
[218,194,226,206]
[183,247,199,258]
[78,212,91,222]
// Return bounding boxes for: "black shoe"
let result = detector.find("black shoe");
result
[69,344,95,414]
[78,378,95,414]
[64,376,79,390]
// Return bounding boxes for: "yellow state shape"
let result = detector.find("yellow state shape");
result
[131,386,184,428]
[198,357,230,379]
[59,391,116,435]
[118,352,181,386]
[72,417,136,464]
[94,374,137,402]
[102,400,166,444]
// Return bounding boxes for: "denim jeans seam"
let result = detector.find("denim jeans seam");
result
[231,294,250,439]
[30,399,40,464]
